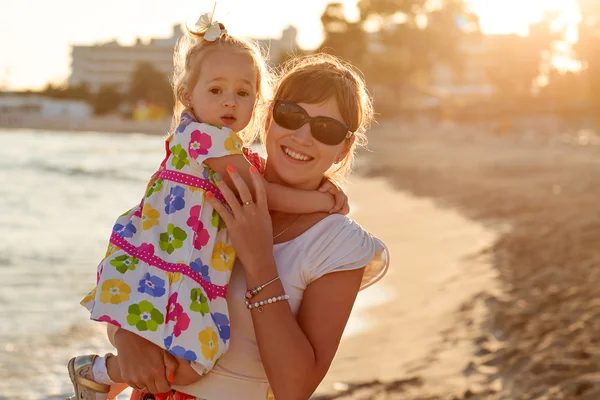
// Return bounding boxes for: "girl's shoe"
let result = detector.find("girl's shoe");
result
[67,355,111,400]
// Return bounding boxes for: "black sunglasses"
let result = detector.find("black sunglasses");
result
[272,100,353,146]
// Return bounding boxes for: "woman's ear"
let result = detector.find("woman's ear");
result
[336,135,355,162]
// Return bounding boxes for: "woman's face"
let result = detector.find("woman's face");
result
[264,96,352,190]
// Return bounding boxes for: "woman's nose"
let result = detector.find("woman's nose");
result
[291,122,313,145]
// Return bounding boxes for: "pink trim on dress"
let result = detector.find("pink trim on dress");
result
[158,169,227,204]
[110,233,227,300]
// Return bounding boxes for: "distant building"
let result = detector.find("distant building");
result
[0,95,92,119]
[254,26,299,65]
[69,25,298,93]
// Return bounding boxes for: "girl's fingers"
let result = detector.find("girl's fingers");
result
[329,192,342,214]
[341,203,350,215]
[213,172,242,216]
[249,165,267,207]
[226,164,253,204]
[318,181,337,194]
[206,192,233,225]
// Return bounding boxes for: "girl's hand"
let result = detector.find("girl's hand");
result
[113,328,174,393]
[206,165,274,268]
[318,180,350,215]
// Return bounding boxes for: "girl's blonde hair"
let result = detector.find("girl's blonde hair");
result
[266,53,374,183]
[170,21,271,144]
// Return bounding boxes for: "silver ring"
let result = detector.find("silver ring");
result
[243,200,253,206]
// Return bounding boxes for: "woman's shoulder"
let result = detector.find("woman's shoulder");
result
[295,214,389,290]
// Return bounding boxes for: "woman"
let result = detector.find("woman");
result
[111,53,389,400]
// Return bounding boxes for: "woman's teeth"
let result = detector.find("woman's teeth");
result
[284,147,311,161]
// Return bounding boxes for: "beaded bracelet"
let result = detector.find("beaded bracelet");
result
[245,294,290,312]
[245,276,280,300]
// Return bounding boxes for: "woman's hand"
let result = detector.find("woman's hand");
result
[206,164,273,268]
[113,328,176,393]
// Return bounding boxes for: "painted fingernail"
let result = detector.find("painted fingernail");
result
[206,192,213,199]
[214,173,221,181]
[227,164,235,173]
[169,373,175,383]
[250,165,258,173]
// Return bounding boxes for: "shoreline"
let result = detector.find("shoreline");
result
[315,176,501,399]
[0,116,171,136]
[355,118,600,399]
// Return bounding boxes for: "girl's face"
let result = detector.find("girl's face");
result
[184,46,257,133]
[264,96,353,190]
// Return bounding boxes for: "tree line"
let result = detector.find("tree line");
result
[316,0,600,119]
[4,0,599,119]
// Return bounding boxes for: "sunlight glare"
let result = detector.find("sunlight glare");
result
[470,0,581,38]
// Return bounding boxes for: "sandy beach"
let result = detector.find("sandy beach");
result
[314,117,600,400]
[315,177,500,399]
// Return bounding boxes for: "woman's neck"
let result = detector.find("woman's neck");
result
[262,163,323,192]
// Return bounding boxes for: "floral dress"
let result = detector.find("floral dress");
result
[81,111,259,374]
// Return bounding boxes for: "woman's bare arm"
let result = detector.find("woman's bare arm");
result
[206,165,365,399]
[246,261,364,400]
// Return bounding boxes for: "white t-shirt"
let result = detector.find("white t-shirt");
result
[173,214,389,399]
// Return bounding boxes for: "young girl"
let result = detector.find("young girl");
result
[68,14,347,399]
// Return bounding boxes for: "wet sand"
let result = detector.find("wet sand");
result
[314,176,500,399]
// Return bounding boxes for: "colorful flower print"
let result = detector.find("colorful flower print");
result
[81,287,97,304]
[166,293,180,322]
[186,205,202,228]
[172,311,190,337]
[142,203,160,230]
[103,244,120,259]
[110,254,138,274]
[198,327,219,360]
[145,178,163,198]
[187,206,210,249]
[165,293,191,337]
[195,225,210,250]
[189,129,212,159]
[98,315,121,328]
[137,273,166,297]
[211,242,235,272]
[170,144,191,170]
[127,300,164,332]
[166,271,182,284]
[177,113,194,133]
[99,279,131,304]
[164,186,185,215]
[119,206,136,217]
[137,242,155,256]
[190,258,211,283]
[113,220,137,238]
[190,288,210,315]
[224,131,243,154]
[165,335,197,361]
[211,312,231,344]
[211,209,227,230]
[159,223,187,254]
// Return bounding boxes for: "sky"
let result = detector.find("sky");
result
[0,0,581,90]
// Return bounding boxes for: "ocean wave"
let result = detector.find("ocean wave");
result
[26,161,147,183]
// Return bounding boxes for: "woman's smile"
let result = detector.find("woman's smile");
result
[281,145,314,163]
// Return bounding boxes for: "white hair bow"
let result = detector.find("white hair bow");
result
[195,12,225,41]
